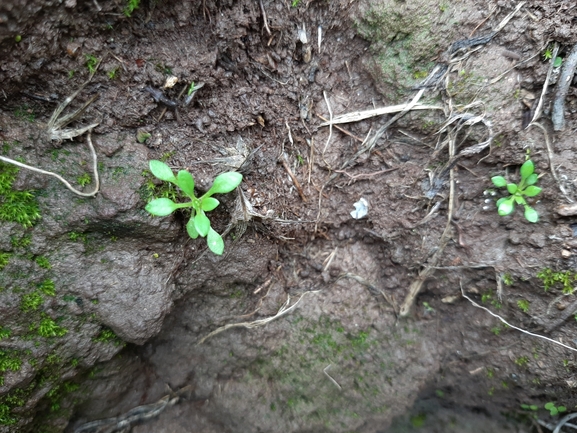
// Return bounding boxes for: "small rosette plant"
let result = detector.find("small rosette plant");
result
[491,159,541,223]
[144,160,242,255]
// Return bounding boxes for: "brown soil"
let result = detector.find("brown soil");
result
[2,0,577,432]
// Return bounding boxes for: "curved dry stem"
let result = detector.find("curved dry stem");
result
[0,131,100,197]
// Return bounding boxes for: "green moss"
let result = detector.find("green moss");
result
[37,317,67,338]
[537,268,575,294]
[0,252,10,270]
[21,291,43,312]
[0,327,10,340]
[11,234,31,249]
[0,350,23,386]
[356,0,457,97]
[0,162,41,227]
[38,280,56,297]
[35,255,51,269]
[76,173,91,187]
[93,327,124,346]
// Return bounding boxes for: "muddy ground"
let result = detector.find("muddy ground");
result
[2,0,577,432]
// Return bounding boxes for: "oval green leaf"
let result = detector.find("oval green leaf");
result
[186,216,199,239]
[523,186,542,197]
[149,160,177,183]
[207,227,224,255]
[525,173,538,186]
[506,183,518,194]
[496,197,507,206]
[498,199,514,216]
[177,170,195,198]
[207,172,243,195]
[524,206,539,223]
[194,210,210,237]
[491,176,507,188]
[145,198,178,216]
[520,160,534,180]
[201,197,220,211]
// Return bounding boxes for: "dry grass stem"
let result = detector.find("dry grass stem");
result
[316,113,363,142]
[529,42,558,125]
[281,154,307,202]
[322,91,334,155]
[320,102,441,126]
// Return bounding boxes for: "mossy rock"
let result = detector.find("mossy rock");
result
[356,0,460,99]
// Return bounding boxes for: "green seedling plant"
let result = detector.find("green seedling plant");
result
[545,402,566,416]
[491,160,541,223]
[144,160,242,255]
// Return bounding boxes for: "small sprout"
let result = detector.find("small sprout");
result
[544,402,567,416]
[37,317,67,338]
[137,131,151,143]
[520,404,538,411]
[515,356,529,367]
[14,35,21,43]
[85,54,99,74]
[107,67,119,80]
[123,0,140,17]
[554,57,563,68]
[144,160,242,255]
[491,159,541,223]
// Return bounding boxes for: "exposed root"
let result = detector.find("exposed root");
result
[460,282,577,354]
[323,364,342,390]
[197,291,319,345]
[0,132,100,197]
[74,385,192,433]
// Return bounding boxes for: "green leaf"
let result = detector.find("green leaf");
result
[201,197,220,211]
[145,198,178,216]
[523,186,542,197]
[186,216,199,239]
[520,160,534,181]
[149,160,177,183]
[177,170,195,198]
[514,195,526,205]
[526,173,538,186]
[194,210,210,237]
[550,407,559,416]
[496,197,507,206]
[559,406,567,413]
[544,402,555,410]
[507,183,518,194]
[498,199,515,216]
[207,227,224,255]
[491,176,507,188]
[206,172,243,195]
[524,206,539,223]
